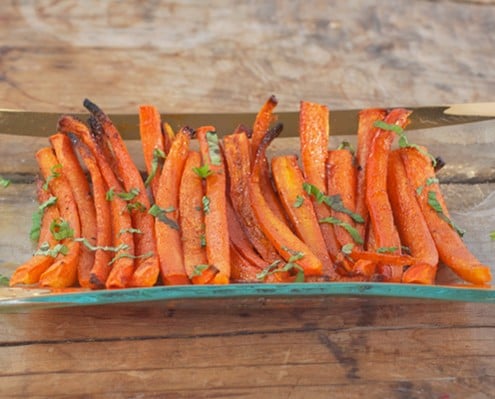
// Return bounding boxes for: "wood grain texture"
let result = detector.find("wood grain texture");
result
[1,1,495,398]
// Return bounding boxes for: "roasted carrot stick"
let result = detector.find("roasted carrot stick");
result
[299,100,340,260]
[10,179,60,286]
[35,147,81,288]
[197,126,230,284]
[162,122,175,154]
[50,133,97,288]
[388,150,438,284]
[83,99,160,288]
[355,109,387,244]
[400,147,492,285]
[223,131,280,263]
[154,127,192,285]
[139,104,165,198]
[72,136,113,289]
[326,148,360,247]
[365,108,411,282]
[57,115,136,289]
[249,124,323,278]
[271,155,333,275]
[179,151,211,284]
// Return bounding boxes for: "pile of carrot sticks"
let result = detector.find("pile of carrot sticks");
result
[9,97,492,289]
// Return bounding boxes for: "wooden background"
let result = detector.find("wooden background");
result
[1,0,495,398]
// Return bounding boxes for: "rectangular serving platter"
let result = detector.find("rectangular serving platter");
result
[0,108,494,309]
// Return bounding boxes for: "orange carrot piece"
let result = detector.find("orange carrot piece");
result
[197,126,230,284]
[36,147,81,288]
[139,104,165,198]
[400,147,492,285]
[355,109,387,243]
[348,249,416,266]
[249,124,323,277]
[50,133,97,288]
[388,150,438,284]
[9,180,59,286]
[223,132,280,263]
[154,127,192,285]
[299,100,340,260]
[326,149,360,247]
[271,155,331,276]
[365,108,411,282]
[179,151,210,283]
[230,245,262,283]
[73,138,113,289]
[163,122,175,154]
[83,99,160,288]
[402,262,437,285]
[57,116,136,289]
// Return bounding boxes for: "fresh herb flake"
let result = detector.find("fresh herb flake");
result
[206,131,222,166]
[106,188,115,201]
[202,196,211,214]
[0,176,10,188]
[29,196,58,242]
[293,195,304,208]
[145,148,166,187]
[256,260,282,281]
[117,188,140,201]
[109,251,154,266]
[34,242,69,257]
[416,185,424,196]
[376,246,398,254]
[74,237,129,253]
[43,164,62,190]
[200,233,206,247]
[125,201,146,213]
[341,243,354,255]
[427,191,465,237]
[337,141,355,154]
[148,204,179,230]
[319,216,364,245]
[49,219,74,241]
[426,177,439,186]
[0,274,10,286]
[118,228,143,236]
[191,264,210,278]
[373,120,404,135]
[193,164,213,179]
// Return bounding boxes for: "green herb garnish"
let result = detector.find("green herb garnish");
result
[43,164,62,190]
[319,216,364,245]
[34,242,69,257]
[148,204,179,230]
[118,228,143,236]
[50,219,74,241]
[200,233,206,247]
[373,120,404,135]
[337,141,355,154]
[341,243,354,255]
[106,188,115,201]
[109,251,154,265]
[125,201,146,213]
[117,188,140,201]
[303,183,364,223]
[74,237,129,253]
[144,148,166,187]
[427,191,465,237]
[30,196,58,242]
[293,195,304,208]
[0,176,10,188]
[193,164,213,179]
[206,131,222,166]
[202,196,211,214]
[191,264,210,278]
[376,246,398,254]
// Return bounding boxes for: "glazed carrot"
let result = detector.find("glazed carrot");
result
[230,245,262,282]
[388,150,438,284]
[57,115,136,289]
[154,127,192,285]
[223,132,280,263]
[197,126,230,284]
[400,147,492,285]
[10,180,59,285]
[402,262,437,285]
[365,108,411,282]
[163,122,175,154]
[72,137,113,289]
[50,133,97,288]
[139,104,165,198]
[249,124,323,277]
[348,248,416,266]
[271,155,333,275]
[299,100,340,260]
[355,109,387,243]
[36,147,81,288]
[179,151,211,283]
[83,99,160,288]
[326,149,360,247]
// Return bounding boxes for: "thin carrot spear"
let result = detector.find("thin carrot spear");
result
[299,100,340,261]
[72,136,113,288]
[365,108,411,282]
[197,126,230,284]
[50,133,97,288]
[36,147,81,288]
[154,127,192,285]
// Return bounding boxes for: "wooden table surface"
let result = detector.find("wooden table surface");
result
[1,1,495,398]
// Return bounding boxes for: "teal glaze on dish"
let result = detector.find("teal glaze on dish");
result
[1,283,494,310]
